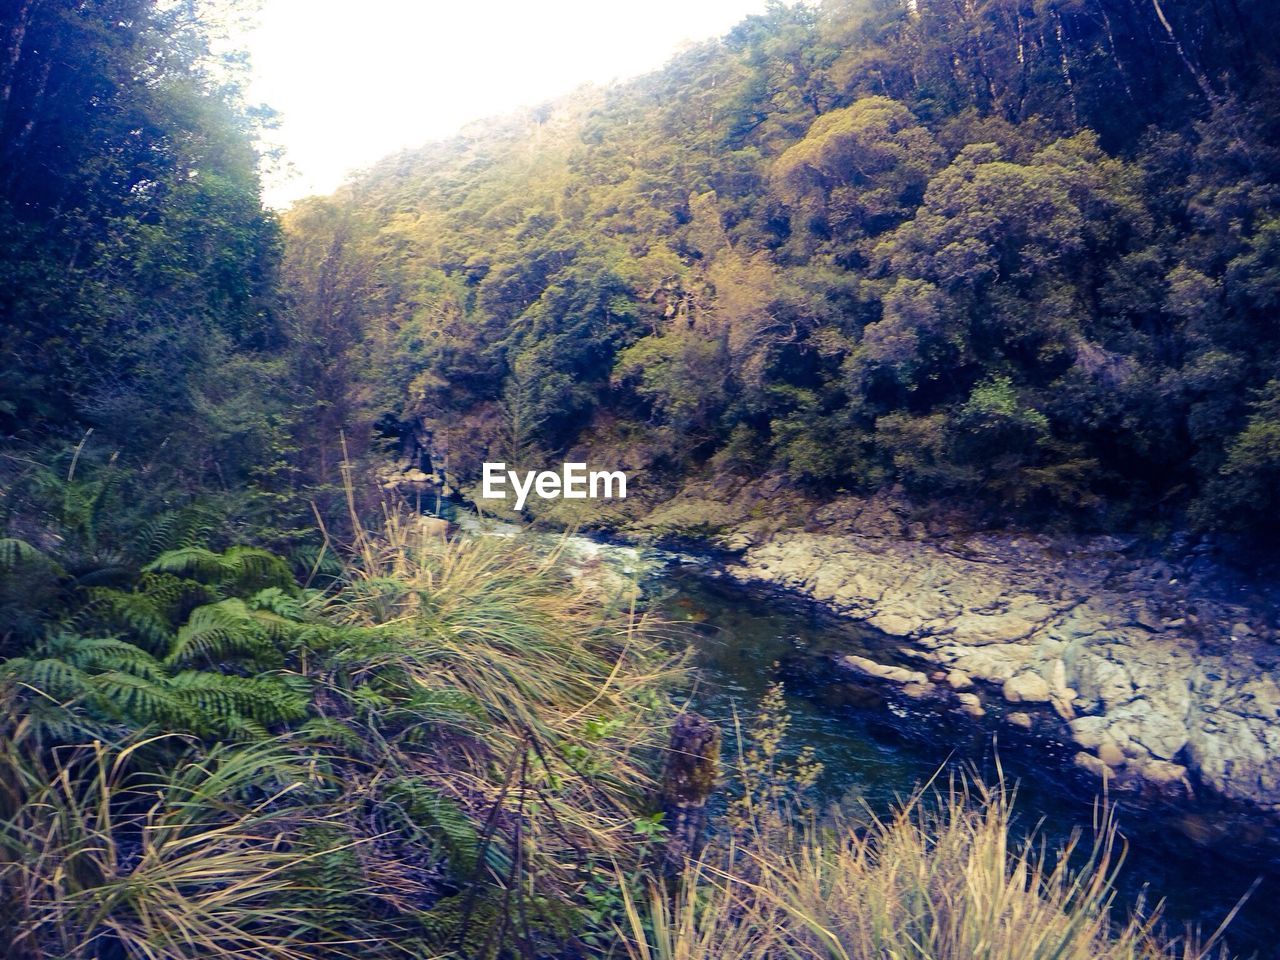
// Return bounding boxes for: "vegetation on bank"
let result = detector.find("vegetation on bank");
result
[1,481,678,957]
[1,476,1231,957]
[284,0,1280,537]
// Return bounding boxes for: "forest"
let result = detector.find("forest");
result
[1,0,1278,956]
[282,0,1280,536]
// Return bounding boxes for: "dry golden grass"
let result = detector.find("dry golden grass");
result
[320,501,684,898]
[619,779,1233,960]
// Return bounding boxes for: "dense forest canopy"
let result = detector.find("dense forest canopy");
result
[282,0,1280,535]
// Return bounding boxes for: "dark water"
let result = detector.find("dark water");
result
[651,563,1280,960]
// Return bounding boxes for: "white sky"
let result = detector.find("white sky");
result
[243,0,772,208]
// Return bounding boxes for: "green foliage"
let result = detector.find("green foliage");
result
[275,0,1280,535]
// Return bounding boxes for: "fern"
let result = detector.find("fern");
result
[0,537,60,573]
[247,586,306,621]
[86,670,193,728]
[129,507,219,561]
[1,656,93,702]
[295,716,365,752]
[383,777,481,876]
[83,589,176,652]
[44,633,167,682]
[146,545,298,597]
[166,598,284,669]
[168,672,308,730]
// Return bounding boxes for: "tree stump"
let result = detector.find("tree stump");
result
[658,711,720,873]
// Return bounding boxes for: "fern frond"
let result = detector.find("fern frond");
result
[221,546,298,595]
[86,670,192,727]
[383,778,481,876]
[0,537,54,570]
[130,507,218,560]
[1,656,93,702]
[85,588,175,652]
[295,716,365,752]
[43,633,167,682]
[166,598,281,669]
[168,672,308,730]
[248,586,306,621]
[144,546,228,582]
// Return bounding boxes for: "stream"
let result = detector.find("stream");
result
[455,514,1280,957]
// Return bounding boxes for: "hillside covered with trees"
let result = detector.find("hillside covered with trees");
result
[288,0,1280,536]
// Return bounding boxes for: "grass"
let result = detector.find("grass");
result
[619,778,1233,960]
[0,487,1245,959]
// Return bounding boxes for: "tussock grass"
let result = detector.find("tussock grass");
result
[0,716,346,960]
[323,507,683,885]
[620,779,1230,960]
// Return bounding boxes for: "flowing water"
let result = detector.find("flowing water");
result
[648,561,1280,959]
[452,513,1280,956]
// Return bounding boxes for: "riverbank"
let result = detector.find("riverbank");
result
[720,493,1280,813]
[385,465,1280,813]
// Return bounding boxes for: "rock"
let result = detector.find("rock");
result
[1007,711,1034,730]
[1140,759,1191,789]
[403,468,430,483]
[872,612,918,637]
[950,612,1038,645]
[1003,672,1052,703]
[733,522,1280,811]
[416,516,450,539]
[901,682,935,699]
[956,691,985,717]
[1069,716,1108,750]
[1074,751,1113,780]
[1097,739,1126,767]
[838,655,928,687]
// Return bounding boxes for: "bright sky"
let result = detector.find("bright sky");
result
[243,0,772,208]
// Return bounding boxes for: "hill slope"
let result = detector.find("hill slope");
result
[286,0,1280,536]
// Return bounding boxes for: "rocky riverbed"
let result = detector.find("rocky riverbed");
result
[726,497,1280,813]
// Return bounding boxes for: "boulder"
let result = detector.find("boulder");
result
[838,655,928,686]
[1003,671,1052,703]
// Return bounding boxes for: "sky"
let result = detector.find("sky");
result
[242,0,772,208]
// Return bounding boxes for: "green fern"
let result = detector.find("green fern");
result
[86,670,192,727]
[168,672,308,730]
[383,777,481,876]
[0,537,60,573]
[146,545,298,597]
[247,586,307,621]
[166,598,285,669]
[1,656,93,702]
[44,633,167,682]
[129,507,219,561]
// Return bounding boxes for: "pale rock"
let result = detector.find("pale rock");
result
[416,516,450,538]
[1007,711,1034,730]
[1003,671,1052,703]
[1140,759,1191,788]
[733,526,1280,809]
[1074,751,1113,780]
[838,655,928,686]
[950,612,1037,645]
[871,612,917,638]
[1097,738,1126,768]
